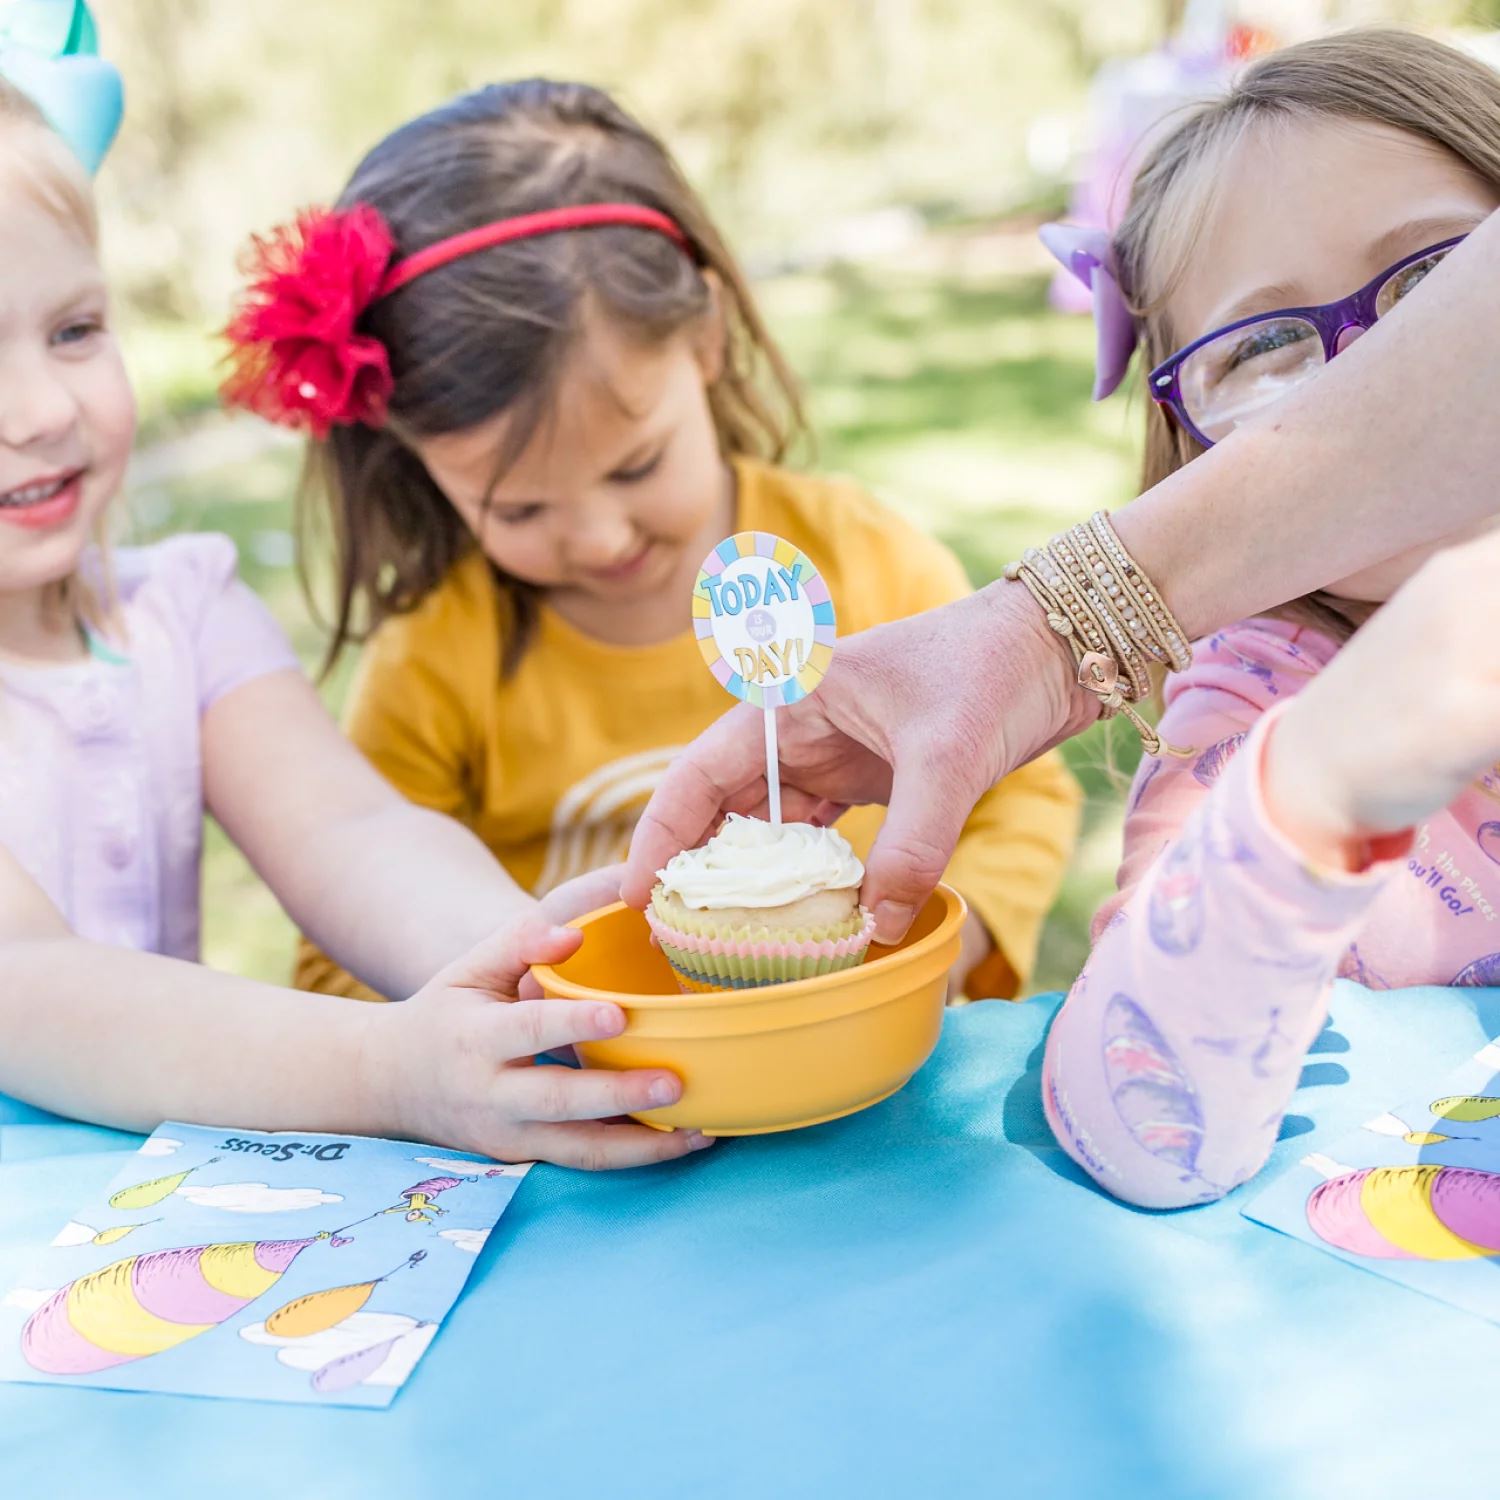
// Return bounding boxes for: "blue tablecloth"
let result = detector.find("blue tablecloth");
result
[4,983,1499,1499]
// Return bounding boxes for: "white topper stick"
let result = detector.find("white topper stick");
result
[764,705,782,826]
[693,533,836,834]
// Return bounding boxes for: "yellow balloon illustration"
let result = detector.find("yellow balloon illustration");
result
[91,1222,157,1246]
[107,1157,218,1211]
[1429,1095,1500,1123]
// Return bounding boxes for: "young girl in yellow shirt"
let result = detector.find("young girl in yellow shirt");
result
[223,79,1080,1001]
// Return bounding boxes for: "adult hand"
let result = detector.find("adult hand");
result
[367,913,713,1169]
[1265,526,1500,862]
[625,582,1090,942]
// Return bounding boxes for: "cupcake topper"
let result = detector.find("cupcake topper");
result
[692,531,836,826]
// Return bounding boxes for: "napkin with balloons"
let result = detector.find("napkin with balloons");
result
[0,1123,531,1406]
[1245,1033,1500,1321]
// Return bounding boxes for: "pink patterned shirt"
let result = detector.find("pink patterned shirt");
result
[0,535,299,960]
[1042,617,1500,1208]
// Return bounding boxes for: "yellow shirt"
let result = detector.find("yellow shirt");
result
[296,458,1080,1000]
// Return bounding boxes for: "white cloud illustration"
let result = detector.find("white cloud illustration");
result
[1474,1041,1500,1071]
[50,1220,98,1247]
[1363,1112,1410,1138]
[137,1137,183,1158]
[177,1182,341,1213]
[1301,1152,1353,1179]
[413,1155,531,1179]
[241,1310,435,1385]
[438,1227,489,1256]
[3,1287,54,1313]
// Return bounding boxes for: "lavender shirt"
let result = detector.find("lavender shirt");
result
[0,535,300,959]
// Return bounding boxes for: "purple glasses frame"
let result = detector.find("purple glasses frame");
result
[1147,235,1467,448]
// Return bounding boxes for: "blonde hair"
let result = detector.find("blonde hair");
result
[0,78,114,638]
[1115,29,1500,640]
[0,79,97,247]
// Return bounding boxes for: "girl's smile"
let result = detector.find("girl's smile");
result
[0,184,134,642]
[0,467,87,530]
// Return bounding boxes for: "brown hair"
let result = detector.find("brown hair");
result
[1114,28,1500,640]
[302,78,807,674]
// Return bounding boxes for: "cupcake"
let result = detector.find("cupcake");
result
[646,814,876,992]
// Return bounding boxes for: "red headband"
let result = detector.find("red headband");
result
[221,202,694,438]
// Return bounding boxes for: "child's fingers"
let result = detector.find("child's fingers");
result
[539,865,625,925]
[504,1062,683,1122]
[518,1120,714,1171]
[490,996,629,1060]
[440,917,583,999]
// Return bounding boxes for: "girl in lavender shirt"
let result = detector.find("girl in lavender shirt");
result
[1043,32,1500,1207]
[0,80,708,1171]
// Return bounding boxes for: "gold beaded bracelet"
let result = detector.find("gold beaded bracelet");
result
[1004,511,1192,757]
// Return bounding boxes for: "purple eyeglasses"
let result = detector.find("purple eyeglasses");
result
[1148,236,1465,448]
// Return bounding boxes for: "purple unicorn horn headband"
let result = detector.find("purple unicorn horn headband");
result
[1039,223,1138,401]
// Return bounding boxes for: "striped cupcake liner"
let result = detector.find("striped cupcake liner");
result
[645,907,876,993]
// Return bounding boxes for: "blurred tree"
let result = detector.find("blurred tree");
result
[87,0,1162,328]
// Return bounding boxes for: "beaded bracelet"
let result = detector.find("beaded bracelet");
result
[1004,512,1192,757]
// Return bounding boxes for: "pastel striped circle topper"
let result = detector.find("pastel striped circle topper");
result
[693,532,835,709]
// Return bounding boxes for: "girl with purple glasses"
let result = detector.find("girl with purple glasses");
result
[1040,29,1500,1208]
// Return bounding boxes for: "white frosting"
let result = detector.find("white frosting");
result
[657,814,864,910]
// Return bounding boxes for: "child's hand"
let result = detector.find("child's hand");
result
[945,909,994,1004]
[364,914,713,1170]
[538,865,624,925]
[1266,528,1500,863]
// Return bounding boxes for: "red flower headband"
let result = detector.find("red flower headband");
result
[221,203,694,438]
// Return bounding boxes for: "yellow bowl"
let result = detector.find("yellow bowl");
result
[531,884,967,1136]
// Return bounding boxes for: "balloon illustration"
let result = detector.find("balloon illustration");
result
[91,1220,159,1246]
[1430,1095,1500,1123]
[1452,953,1500,988]
[51,1219,159,1248]
[1363,1113,1472,1147]
[265,1251,427,1339]
[1476,819,1500,867]
[1191,732,1246,787]
[108,1157,218,1211]
[1147,837,1204,955]
[311,1334,406,1394]
[1307,1163,1500,1260]
[309,1324,432,1395]
[21,1233,329,1374]
[1102,993,1207,1179]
